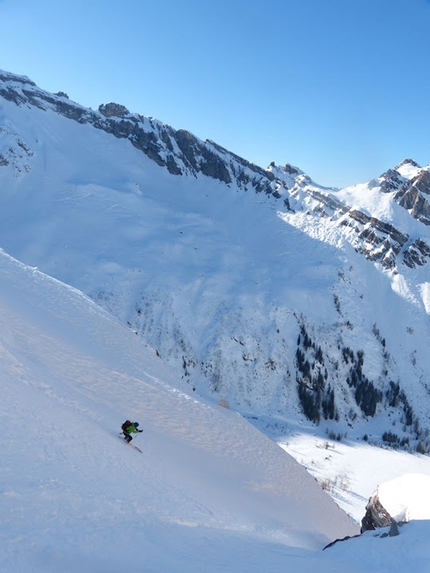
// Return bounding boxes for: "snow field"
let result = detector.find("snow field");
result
[1,250,360,573]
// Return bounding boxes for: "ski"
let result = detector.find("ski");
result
[119,433,142,453]
[129,443,142,453]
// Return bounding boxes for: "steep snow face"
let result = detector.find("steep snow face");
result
[1,70,430,452]
[0,249,359,572]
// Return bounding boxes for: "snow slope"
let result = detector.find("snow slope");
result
[2,249,430,572]
[0,248,360,572]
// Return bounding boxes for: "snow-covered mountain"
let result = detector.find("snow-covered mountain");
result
[1,69,430,453]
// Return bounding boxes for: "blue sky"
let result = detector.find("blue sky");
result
[0,0,429,187]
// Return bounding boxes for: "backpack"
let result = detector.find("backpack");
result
[122,420,132,432]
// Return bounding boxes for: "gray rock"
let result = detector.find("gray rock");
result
[395,170,430,225]
[389,518,400,537]
[98,102,130,118]
[361,491,393,533]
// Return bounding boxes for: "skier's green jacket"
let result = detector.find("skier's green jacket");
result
[124,422,140,435]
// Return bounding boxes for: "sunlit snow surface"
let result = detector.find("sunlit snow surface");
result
[1,250,430,572]
[280,433,430,524]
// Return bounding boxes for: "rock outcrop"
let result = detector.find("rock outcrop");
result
[98,102,130,117]
[395,170,430,226]
[361,474,430,534]
[361,491,393,533]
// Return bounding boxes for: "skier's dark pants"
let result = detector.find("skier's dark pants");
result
[123,432,132,443]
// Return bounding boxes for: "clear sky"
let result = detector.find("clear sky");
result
[0,0,429,187]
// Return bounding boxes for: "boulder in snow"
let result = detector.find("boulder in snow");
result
[361,473,430,533]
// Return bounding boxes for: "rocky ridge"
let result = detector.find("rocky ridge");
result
[278,159,430,272]
[2,70,430,275]
[0,70,284,195]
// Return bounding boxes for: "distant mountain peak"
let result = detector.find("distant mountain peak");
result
[395,158,421,170]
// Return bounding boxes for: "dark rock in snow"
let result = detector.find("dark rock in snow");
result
[98,102,130,118]
[395,171,430,225]
[361,491,393,533]
[403,238,430,268]
[379,168,404,193]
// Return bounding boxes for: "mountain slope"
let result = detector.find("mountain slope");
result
[4,246,430,573]
[0,247,361,572]
[1,69,430,452]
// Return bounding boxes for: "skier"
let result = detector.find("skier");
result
[121,420,143,443]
